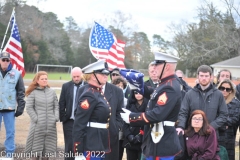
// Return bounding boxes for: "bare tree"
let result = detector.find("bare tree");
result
[169,1,240,75]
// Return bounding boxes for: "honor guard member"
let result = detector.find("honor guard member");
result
[121,52,182,160]
[73,59,111,160]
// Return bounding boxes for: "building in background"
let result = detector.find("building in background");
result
[211,56,240,80]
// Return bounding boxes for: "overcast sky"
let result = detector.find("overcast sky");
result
[26,0,227,41]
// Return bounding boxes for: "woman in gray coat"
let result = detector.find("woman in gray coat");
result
[25,71,59,160]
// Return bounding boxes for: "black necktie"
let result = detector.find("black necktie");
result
[74,85,80,111]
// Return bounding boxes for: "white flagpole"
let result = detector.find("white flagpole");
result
[94,22,100,60]
[0,7,15,53]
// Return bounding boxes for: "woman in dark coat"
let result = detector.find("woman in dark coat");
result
[217,79,240,160]
[123,90,148,160]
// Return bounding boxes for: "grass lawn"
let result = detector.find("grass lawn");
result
[24,72,72,80]
[24,72,150,81]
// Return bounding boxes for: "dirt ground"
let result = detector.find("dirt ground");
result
[0,79,240,159]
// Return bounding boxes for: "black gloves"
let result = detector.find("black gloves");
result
[218,125,226,132]
[15,111,23,117]
[134,134,143,143]
[127,135,136,143]
[127,134,142,144]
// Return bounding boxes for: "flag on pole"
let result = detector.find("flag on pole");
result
[3,10,25,77]
[89,22,126,70]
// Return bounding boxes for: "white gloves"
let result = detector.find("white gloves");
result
[176,128,185,135]
[120,108,131,124]
[75,153,86,160]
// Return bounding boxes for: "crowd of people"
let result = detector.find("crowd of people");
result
[0,50,240,160]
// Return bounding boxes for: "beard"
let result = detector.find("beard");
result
[199,80,210,86]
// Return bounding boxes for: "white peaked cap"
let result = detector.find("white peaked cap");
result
[82,59,108,74]
[153,51,180,63]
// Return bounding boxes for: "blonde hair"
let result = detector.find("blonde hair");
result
[82,73,92,82]
[25,71,50,96]
[217,79,236,104]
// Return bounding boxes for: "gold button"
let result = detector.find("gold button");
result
[109,113,111,116]
[75,144,78,146]
[107,118,110,121]
[106,123,109,128]
[138,116,140,119]
[134,117,135,119]
[130,118,131,120]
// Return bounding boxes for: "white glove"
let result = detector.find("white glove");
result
[75,153,86,160]
[176,128,184,135]
[120,108,131,124]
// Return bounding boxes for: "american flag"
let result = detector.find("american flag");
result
[89,22,126,70]
[120,69,144,94]
[3,10,25,77]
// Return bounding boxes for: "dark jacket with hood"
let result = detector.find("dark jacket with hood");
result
[178,83,228,130]
[122,91,148,150]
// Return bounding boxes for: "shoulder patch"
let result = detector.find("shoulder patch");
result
[80,99,89,109]
[157,92,168,106]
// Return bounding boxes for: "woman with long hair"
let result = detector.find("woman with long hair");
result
[25,71,59,160]
[185,110,220,160]
[217,79,240,160]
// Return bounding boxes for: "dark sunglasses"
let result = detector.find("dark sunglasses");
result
[219,86,232,92]
[1,59,10,62]
[111,73,119,76]
[134,91,141,95]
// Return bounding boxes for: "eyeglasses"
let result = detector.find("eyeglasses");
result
[1,59,10,62]
[111,73,119,76]
[192,118,203,121]
[219,86,232,92]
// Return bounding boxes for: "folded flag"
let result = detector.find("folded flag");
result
[120,69,144,95]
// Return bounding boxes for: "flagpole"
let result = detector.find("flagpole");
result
[0,7,15,53]
[94,22,100,60]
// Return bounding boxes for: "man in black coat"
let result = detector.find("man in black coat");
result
[59,67,85,160]
[176,65,228,135]
[103,82,124,160]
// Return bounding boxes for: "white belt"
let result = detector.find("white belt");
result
[87,122,108,129]
[163,121,175,126]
